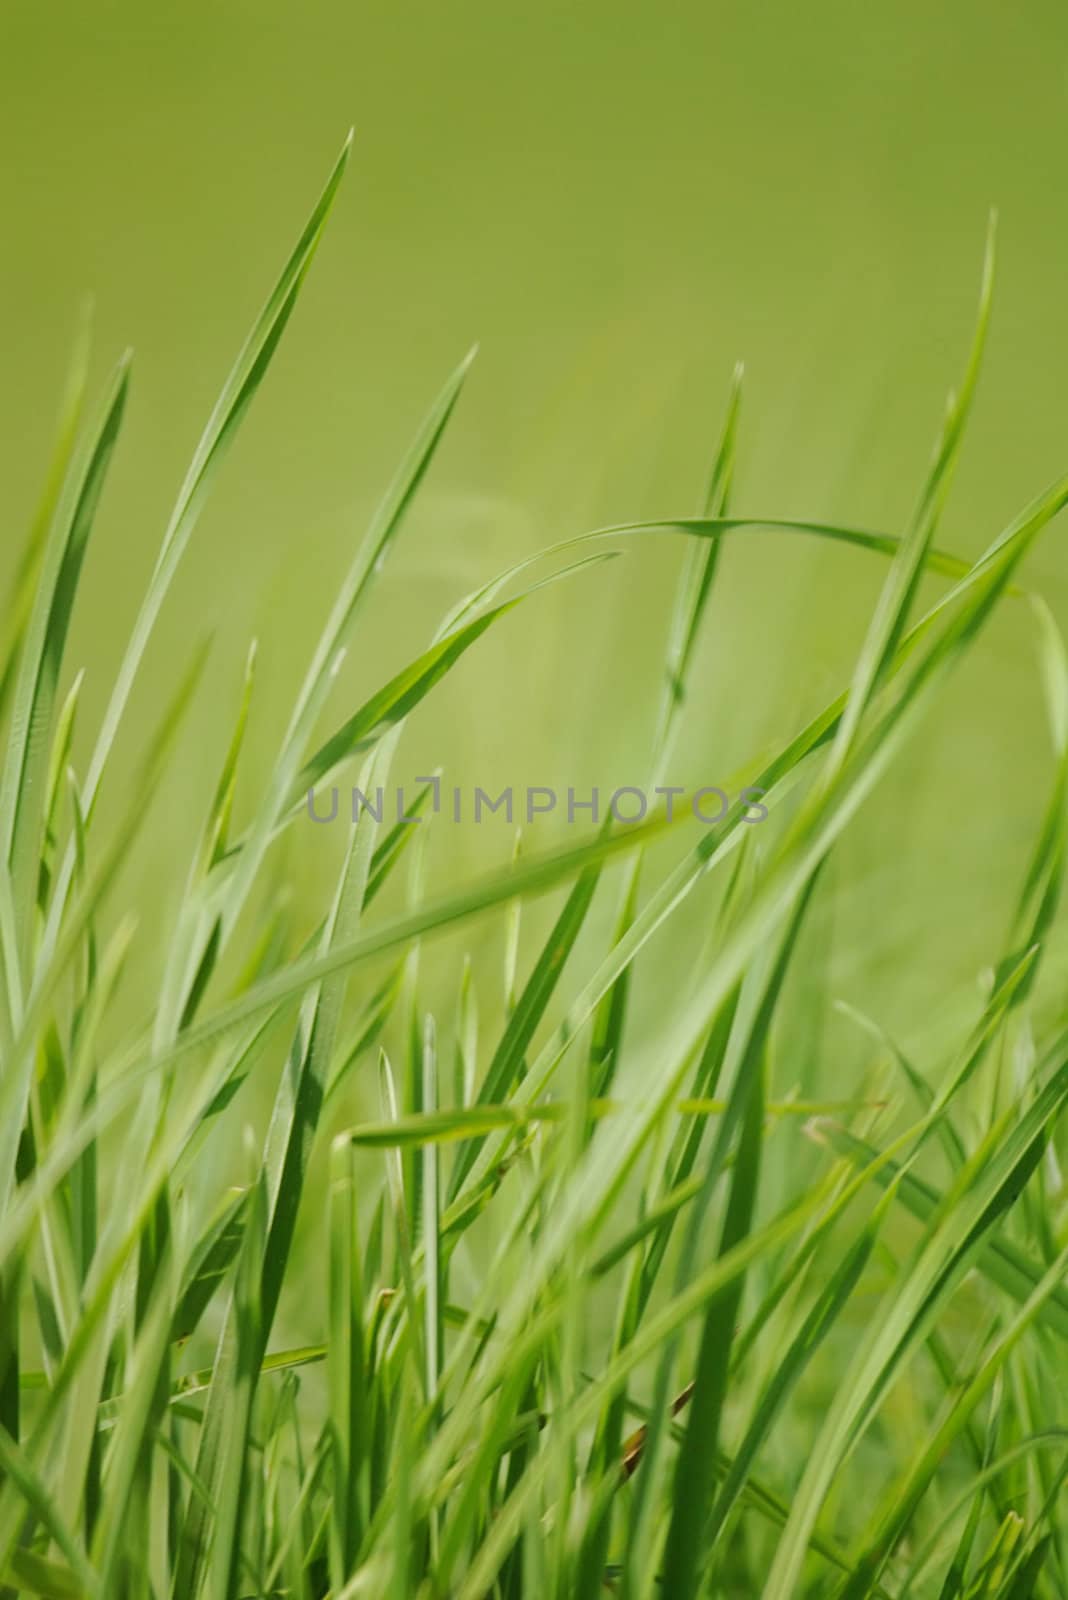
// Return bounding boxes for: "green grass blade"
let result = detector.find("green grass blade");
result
[659,1050,766,1597]
[0,355,129,975]
[327,1136,370,1587]
[82,135,351,820]
[0,300,92,727]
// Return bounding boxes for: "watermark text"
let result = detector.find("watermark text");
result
[306,779,769,828]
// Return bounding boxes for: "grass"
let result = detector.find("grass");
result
[1,135,1068,1599]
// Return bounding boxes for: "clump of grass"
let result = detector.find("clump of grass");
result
[1,137,1067,1600]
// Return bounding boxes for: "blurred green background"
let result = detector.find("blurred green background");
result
[3,0,1068,1063]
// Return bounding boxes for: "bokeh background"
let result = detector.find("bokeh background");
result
[4,0,1068,1094]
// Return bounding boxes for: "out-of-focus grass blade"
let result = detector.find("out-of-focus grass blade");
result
[343,1104,564,1148]
[2,1547,89,1600]
[330,1093,823,1153]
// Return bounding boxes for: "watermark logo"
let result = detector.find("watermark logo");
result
[306,778,769,827]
